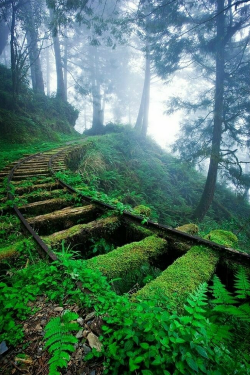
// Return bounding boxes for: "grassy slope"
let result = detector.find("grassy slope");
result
[0,64,80,151]
[74,127,250,250]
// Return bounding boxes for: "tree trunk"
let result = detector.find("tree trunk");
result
[22,0,44,94]
[10,3,17,101]
[0,20,9,56]
[141,47,150,137]
[63,30,68,101]
[193,0,225,222]
[50,10,66,101]
[46,42,51,96]
[135,41,150,136]
[53,33,66,101]
[91,47,104,134]
[92,80,104,133]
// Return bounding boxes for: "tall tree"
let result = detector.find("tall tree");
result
[0,19,9,55]
[193,0,226,221]
[21,0,45,94]
[90,45,104,133]
[135,38,151,137]
[160,0,250,221]
[49,8,66,101]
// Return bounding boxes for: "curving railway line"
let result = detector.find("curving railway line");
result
[1,141,250,306]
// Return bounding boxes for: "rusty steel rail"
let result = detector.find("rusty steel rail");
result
[7,152,57,261]
[49,148,250,266]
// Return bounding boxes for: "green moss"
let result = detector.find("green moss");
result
[42,216,120,247]
[204,229,238,247]
[176,223,199,235]
[133,205,151,217]
[135,230,238,313]
[86,236,167,279]
[0,241,25,261]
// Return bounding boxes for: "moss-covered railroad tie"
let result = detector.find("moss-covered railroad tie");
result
[27,204,99,233]
[86,236,167,279]
[42,216,121,248]
[19,198,70,216]
[134,230,238,312]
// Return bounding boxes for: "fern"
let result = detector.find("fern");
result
[210,270,250,324]
[234,267,250,300]
[210,275,236,305]
[44,311,80,375]
[183,282,208,328]
[206,322,232,343]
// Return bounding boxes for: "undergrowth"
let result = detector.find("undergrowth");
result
[44,311,80,375]
[64,129,250,250]
[1,246,250,374]
[0,64,79,146]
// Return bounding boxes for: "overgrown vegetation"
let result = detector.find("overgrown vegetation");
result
[0,246,250,374]
[44,311,80,375]
[59,128,250,250]
[1,119,250,373]
[0,65,79,146]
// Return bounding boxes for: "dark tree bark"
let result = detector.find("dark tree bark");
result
[53,32,66,101]
[135,41,150,137]
[0,20,9,55]
[193,0,225,221]
[50,9,66,101]
[46,41,51,96]
[91,46,104,134]
[63,30,68,101]
[22,0,44,94]
[10,1,17,100]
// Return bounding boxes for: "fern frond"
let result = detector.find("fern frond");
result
[48,351,71,363]
[46,333,78,349]
[213,303,250,322]
[206,322,232,343]
[49,342,76,354]
[234,267,250,300]
[184,282,208,316]
[211,275,236,305]
[47,364,61,375]
[62,311,79,322]
[49,356,68,367]
[236,303,250,322]
[44,317,61,338]
[44,311,80,375]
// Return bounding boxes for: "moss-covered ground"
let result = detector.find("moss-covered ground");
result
[67,128,250,251]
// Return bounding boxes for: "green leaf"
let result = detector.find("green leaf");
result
[140,343,150,350]
[142,370,154,375]
[152,355,162,366]
[129,358,140,371]
[134,356,145,364]
[195,345,208,359]
[186,357,199,372]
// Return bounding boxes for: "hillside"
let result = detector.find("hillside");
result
[0,65,79,145]
[64,127,250,251]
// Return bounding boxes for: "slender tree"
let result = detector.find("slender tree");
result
[49,8,66,101]
[193,0,226,221]
[0,19,9,55]
[135,38,151,137]
[21,0,44,94]
[90,45,104,133]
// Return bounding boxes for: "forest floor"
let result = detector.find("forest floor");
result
[0,295,104,375]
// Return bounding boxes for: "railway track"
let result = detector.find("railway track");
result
[1,141,250,309]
